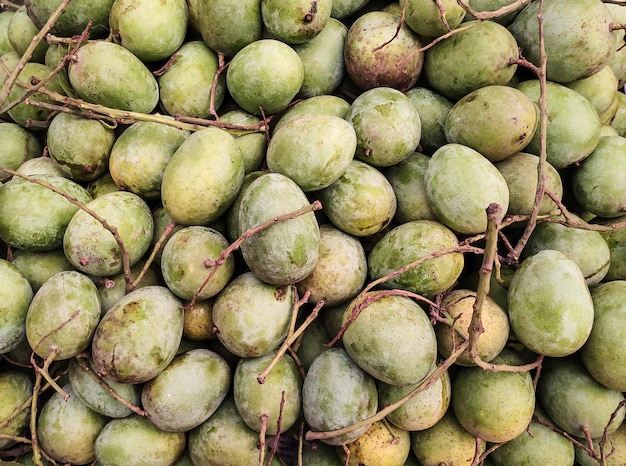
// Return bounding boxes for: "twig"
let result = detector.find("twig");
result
[129,221,177,292]
[259,414,269,466]
[265,391,286,466]
[372,0,408,52]
[209,52,228,119]
[456,0,531,20]
[434,0,452,32]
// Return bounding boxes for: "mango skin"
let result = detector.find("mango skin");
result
[401,0,466,37]
[336,419,411,466]
[261,0,332,45]
[0,371,33,450]
[91,286,184,384]
[0,259,33,354]
[0,123,42,181]
[508,249,594,357]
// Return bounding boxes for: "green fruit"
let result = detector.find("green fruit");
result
[423,20,518,100]
[0,259,33,354]
[400,0,466,37]
[452,350,536,443]
[161,126,244,225]
[303,348,378,445]
[508,249,594,357]
[234,353,302,434]
[596,214,626,280]
[219,111,266,174]
[509,0,614,83]
[0,10,15,55]
[0,371,33,450]
[141,349,231,432]
[261,0,332,44]
[0,123,42,181]
[317,160,397,237]
[564,65,619,117]
[238,172,320,285]
[212,272,294,358]
[574,421,626,466]
[267,114,356,191]
[37,384,108,465]
[347,86,421,167]
[63,191,153,277]
[25,270,100,360]
[405,87,453,156]
[161,226,234,301]
[109,0,187,62]
[224,170,266,242]
[91,286,184,383]
[68,40,159,113]
[425,143,509,234]
[337,419,411,466]
[342,293,437,386]
[94,415,186,466]
[444,85,538,162]
[25,0,114,37]
[331,0,369,19]
[516,79,601,169]
[16,156,66,177]
[580,281,626,391]
[0,174,92,251]
[273,94,350,133]
[296,319,331,372]
[6,6,48,62]
[536,356,625,438]
[11,249,74,292]
[226,39,304,115]
[344,11,423,91]
[463,0,525,25]
[158,41,226,118]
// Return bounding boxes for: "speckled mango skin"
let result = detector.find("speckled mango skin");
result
[0,371,33,450]
[25,0,114,37]
[401,0,466,37]
[337,419,411,466]
[508,249,594,357]
[91,286,184,384]
[0,259,33,354]
[261,0,332,45]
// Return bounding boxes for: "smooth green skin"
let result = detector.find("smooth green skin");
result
[198,0,263,57]
[331,0,369,19]
[342,293,437,386]
[0,10,15,55]
[611,90,626,136]
[161,226,234,301]
[405,87,452,155]
[296,319,330,372]
[347,86,421,167]
[37,384,108,465]
[159,41,225,118]
[378,369,451,432]
[25,0,114,37]
[273,94,351,133]
[436,290,509,366]
[600,94,620,125]
[6,6,47,62]
[267,114,356,191]
[537,356,625,438]
[425,143,509,235]
[510,0,614,83]
[109,121,189,200]
[0,175,92,251]
[317,160,397,237]
[226,39,304,115]
[68,357,141,418]
[523,217,611,286]
[597,214,626,280]
[572,135,626,217]
[452,350,536,443]
[212,271,293,358]
[8,62,64,128]
[46,112,115,181]
[0,123,42,181]
[344,11,423,91]
[293,18,347,97]
[495,152,563,215]
[411,410,485,466]
[517,80,601,169]
[224,170,266,242]
[401,0,465,37]
[0,372,32,450]
[96,260,160,315]
[63,191,153,276]
[219,111,266,173]
[239,172,320,285]
[296,224,367,307]
[109,0,187,62]
[575,421,626,466]
[565,65,619,116]
[508,250,594,357]
[0,259,32,354]
[87,172,119,198]
[68,41,159,113]
[142,349,231,432]
[424,20,518,100]
[161,126,244,225]
[43,43,73,96]
[607,4,626,85]
[95,415,186,466]
[368,220,464,296]
[490,410,575,466]
[234,354,302,434]
[17,156,67,177]
[580,281,626,391]
[25,270,100,360]
[302,348,378,446]
[261,0,332,44]
[188,398,281,466]
[444,85,538,162]
[91,286,184,384]
[384,152,437,223]
[11,249,74,292]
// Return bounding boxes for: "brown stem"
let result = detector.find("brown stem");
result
[265,391,286,466]
[209,52,228,120]
[259,414,268,466]
[533,415,600,459]
[129,220,177,292]
[372,0,408,52]
[435,0,452,32]
[0,0,22,10]
[456,0,531,20]
[152,52,179,77]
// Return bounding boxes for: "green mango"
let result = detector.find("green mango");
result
[596,214,626,280]
[405,87,452,156]
[0,259,33,354]
[218,111,266,174]
[0,123,42,181]
[11,249,74,292]
[0,10,15,55]
[6,6,48,62]
[261,0,332,44]
[400,0,466,37]
[25,0,114,37]
[0,371,33,450]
